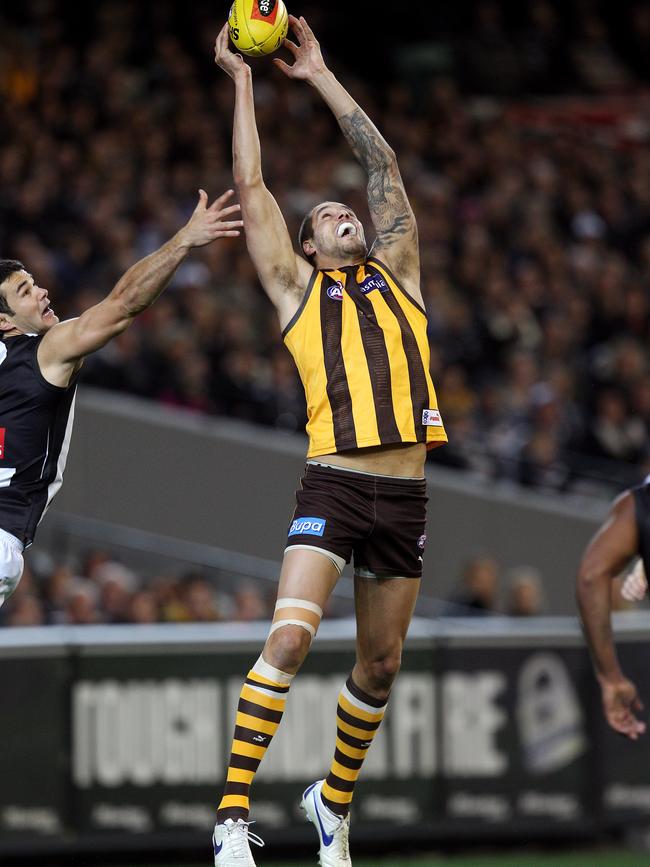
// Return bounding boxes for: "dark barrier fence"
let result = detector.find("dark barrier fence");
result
[1,617,650,856]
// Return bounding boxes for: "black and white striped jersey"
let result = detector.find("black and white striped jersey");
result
[0,334,78,546]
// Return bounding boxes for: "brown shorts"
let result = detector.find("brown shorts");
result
[285,462,428,578]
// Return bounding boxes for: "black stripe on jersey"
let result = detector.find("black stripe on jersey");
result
[347,269,400,443]
[381,289,430,442]
[321,273,356,451]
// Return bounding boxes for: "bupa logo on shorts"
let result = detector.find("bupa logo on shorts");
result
[252,0,278,22]
[417,534,427,550]
[0,429,5,460]
[422,408,443,427]
[289,517,326,537]
[327,281,344,301]
[360,274,389,295]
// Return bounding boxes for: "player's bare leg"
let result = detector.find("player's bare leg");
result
[214,548,340,866]
[302,573,420,866]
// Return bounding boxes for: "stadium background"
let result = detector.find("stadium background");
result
[1,0,649,864]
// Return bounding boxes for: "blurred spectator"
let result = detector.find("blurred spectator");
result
[233,584,269,622]
[444,555,500,616]
[507,567,545,616]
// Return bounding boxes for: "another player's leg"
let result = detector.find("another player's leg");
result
[303,573,419,867]
[214,548,340,866]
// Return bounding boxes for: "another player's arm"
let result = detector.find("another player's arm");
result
[275,16,421,303]
[576,492,646,739]
[214,25,312,329]
[38,190,242,387]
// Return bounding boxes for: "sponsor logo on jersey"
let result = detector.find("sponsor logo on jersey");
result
[327,281,344,301]
[252,0,278,23]
[289,517,326,537]
[422,408,443,427]
[0,428,5,460]
[417,534,427,550]
[360,274,389,295]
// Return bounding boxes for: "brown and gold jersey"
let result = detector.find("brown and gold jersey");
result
[283,257,447,458]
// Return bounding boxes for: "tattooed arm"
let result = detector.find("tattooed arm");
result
[274,16,422,305]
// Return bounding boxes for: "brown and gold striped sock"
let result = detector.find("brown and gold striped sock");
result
[321,675,387,817]
[217,655,294,823]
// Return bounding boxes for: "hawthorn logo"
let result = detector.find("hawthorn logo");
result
[251,0,278,23]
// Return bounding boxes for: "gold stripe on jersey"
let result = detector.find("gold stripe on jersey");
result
[289,274,334,452]
[283,257,447,457]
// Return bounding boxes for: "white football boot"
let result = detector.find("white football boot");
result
[301,780,352,866]
[212,818,264,866]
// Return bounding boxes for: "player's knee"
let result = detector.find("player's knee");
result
[264,624,311,673]
[359,649,403,696]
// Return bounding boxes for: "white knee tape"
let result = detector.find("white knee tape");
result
[270,597,324,640]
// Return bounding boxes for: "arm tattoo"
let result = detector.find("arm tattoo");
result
[338,108,417,252]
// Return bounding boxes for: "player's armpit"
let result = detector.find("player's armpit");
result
[237,179,313,327]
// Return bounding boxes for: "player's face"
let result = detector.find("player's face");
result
[0,270,59,336]
[309,202,367,264]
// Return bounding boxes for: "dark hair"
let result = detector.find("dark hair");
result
[0,260,24,316]
[298,211,317,266]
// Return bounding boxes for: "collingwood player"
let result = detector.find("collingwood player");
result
[213,16,446,867]
[0,189,242,608]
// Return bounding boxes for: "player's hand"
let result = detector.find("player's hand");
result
[178,190,243,248]
[600,676,646,740]
[621,559,648,602]
[214,22,250,81]
[273,15,326,80]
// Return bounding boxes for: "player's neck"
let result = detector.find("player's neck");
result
[316,254,366,271]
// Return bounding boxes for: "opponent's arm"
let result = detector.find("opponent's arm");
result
[576,492,646,739]
[275,16,420,302]
[215,25,312,329]
[38,189,242,387]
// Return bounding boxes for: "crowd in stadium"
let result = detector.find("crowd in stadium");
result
[1,0,649,501]
[3,546,639,627]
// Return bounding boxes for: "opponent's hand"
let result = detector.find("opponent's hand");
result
[621,559,648,602]
[178,190,243,248]
[273,15,326,80]
[214,22,250,81]
[600,676,646,740]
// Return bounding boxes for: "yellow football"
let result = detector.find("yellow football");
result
[228,0,289,57]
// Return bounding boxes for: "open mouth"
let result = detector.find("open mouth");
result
[337,222,357,238]
[42,304,54,318]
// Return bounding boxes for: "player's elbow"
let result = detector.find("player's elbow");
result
[576,556,607,595]
[233,168,264,190]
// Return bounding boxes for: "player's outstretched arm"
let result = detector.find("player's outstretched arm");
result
[38,189,242,387]
[275,16,421,303]
[215,24,312,329]
[576,492,646,740]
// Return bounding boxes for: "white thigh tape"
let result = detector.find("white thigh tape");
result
[275,597,323,617]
